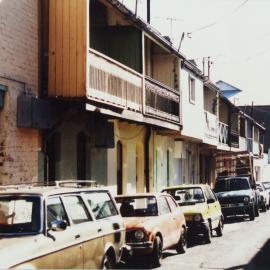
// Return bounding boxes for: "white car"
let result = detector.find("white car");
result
[256,182,270,212]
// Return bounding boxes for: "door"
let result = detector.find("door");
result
[61,195,103,269]
[158,196,175,248]
[82,191,125,266]
[117,141,123,195]
[165,195,183,245]
[204,187,220,228]
[32,196,83,269]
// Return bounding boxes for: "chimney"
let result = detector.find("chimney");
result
[147,0,151,23]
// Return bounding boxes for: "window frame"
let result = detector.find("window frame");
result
[82,191,119,221]
[158,196,171,215]
[189,75,196,104]
[61,194,92,225]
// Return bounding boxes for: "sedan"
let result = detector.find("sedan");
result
[115,193,187,267]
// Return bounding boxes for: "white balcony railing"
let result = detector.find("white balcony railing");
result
[88,48,143,112]
[253,141,260,155]
[219,122,229,145]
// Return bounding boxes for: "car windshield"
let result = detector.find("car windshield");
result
[116,196,158,217]
[163,188,205,205]
[215,178,250,192]
[0,196,41,235]
[263,182,270,190]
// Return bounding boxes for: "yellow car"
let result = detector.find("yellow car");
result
[162,184,223,243]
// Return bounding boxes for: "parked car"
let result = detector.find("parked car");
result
[115,193,187,267]
[0,181,126,269]
[261,181,270,196]
[214,176,258,220]
[162,184,223,244]
[256,182,270,212]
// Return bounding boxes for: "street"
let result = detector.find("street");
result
[124,211,270,270]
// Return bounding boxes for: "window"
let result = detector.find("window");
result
[189,76,196,104]
[240,118,246,138]
[159,197,171,215]
[47,197,68,226]
[0,196,41,235]
[63,196,90,224]
[84,192,118,220]
[204,187,216,202]
[166,196,178,211]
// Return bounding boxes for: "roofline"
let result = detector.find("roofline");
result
[216,80,243,92]
[182,60,204,79]
[104,0,186,60]
[239,111,266,131]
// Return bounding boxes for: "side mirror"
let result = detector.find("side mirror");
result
[207,198,215,204]
[50,220,67,232]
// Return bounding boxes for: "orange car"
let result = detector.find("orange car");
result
[115,193,187,267]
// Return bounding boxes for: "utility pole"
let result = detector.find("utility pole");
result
[147,0,150,23]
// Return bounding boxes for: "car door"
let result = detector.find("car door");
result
[61,194,103,270]
[82,191,125,268]
[165,195,184,244]
[158,196,176,248]
[30,196,83,269]
[205,186,220,228]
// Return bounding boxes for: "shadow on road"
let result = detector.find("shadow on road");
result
[225,238,270,270]
[224,215,250,224]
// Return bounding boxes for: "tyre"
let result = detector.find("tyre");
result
[267,204,270,211]
[176,227,187,254]
[151,235,163,267]
[204,222,212,244]
[255,204,260,217]
[101,254,115,270]
[215,218,223,237]
[262,203,267,212]
[249,206,255,221]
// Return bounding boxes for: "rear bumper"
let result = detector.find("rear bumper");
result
[221,204,252,216]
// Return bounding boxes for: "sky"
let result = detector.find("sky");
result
[122,0,270,106]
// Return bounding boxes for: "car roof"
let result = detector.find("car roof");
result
[161,184,207,190]
[115,193,164,199]
[0,186,110,198]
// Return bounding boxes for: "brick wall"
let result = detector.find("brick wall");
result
[0,0,40,184]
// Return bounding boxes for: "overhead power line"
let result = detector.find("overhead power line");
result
[188,0,249,36]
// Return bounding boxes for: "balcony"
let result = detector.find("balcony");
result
[253,141,260,155]
[145,77,181,124]
[88,48,143,112]
[204,111,218,144]
[239,136,247,151]
[219,122,229,145]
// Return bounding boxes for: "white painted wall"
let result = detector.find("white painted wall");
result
[180,68,204,141]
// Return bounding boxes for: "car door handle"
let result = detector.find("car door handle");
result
[75,234,81,240]
[98,228,102,233]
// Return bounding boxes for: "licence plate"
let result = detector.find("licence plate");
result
[222,203,244,208]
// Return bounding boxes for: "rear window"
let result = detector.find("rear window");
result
[0,196,41,235]
[215,178,250,192]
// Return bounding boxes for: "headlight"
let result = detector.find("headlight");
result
[243,197,250,203]
[193,214,202,222]
[134,230,145,240]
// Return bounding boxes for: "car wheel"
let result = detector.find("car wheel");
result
[101,254,115,270]
[255,204,260,217]
[215,218,223,237]
[262,203,267,212]
[176,227,187,254]
[204,222,212,244]
[249,206,255,221]
[151,235,163,267]
[267,204,270,211]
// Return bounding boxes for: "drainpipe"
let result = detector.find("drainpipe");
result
[145,127,151,192]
